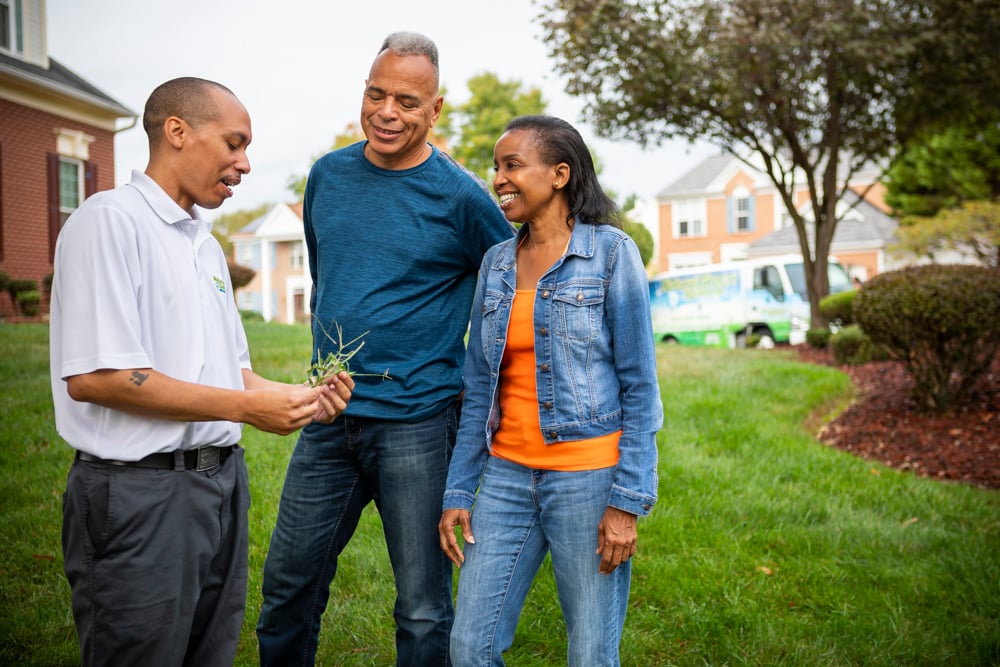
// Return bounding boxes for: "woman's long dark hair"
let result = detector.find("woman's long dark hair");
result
[503,115,622,228]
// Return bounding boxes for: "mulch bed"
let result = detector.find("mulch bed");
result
[795,346,1000,490]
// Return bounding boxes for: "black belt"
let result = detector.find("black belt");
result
[76,445,237,472]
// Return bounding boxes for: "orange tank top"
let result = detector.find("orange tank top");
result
[492,289,620,471]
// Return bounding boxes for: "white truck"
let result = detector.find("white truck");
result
[648,255,852,348]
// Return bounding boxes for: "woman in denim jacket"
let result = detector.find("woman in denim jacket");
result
[439,115,663,666]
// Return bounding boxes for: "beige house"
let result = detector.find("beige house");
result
[231,202,310,324]
[654,153,898,281]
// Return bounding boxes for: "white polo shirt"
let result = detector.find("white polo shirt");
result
[50,170,252,460]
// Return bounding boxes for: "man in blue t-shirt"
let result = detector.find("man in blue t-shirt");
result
[257,31,514,667]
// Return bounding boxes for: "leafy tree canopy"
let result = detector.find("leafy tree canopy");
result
[885,123,1000,217]
[538,0,1000,326]
[884,120,1000,267]
[443,73,547,185]
[623,218,655,268]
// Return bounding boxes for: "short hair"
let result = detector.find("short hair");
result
[142,77,236,145]
[504,115,621,228]
[377,31,439,79]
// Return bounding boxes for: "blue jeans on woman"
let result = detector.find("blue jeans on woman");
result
[450,456,631,667]
[257,404,458,667]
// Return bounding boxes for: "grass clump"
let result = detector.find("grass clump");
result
[306,318,390,386]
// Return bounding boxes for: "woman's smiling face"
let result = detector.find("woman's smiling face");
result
[492,128,567,225]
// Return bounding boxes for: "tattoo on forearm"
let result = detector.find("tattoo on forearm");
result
[130,371,149,386]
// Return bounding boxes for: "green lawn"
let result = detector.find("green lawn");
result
[1,321,998,666]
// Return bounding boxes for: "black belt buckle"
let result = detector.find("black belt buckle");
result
[195,447,220,472]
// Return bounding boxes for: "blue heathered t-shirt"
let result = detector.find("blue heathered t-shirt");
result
[301,141,514,430]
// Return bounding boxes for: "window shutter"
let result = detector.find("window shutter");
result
[47,153,60,262]
[0,143,4,260]
[84,161,98,198]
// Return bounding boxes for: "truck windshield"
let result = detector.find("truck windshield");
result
[785,262,853,300]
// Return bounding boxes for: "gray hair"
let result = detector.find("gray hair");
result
[378,31,439,78]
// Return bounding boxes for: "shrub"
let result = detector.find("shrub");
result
[805,327,831,349]
[0,271,9,293]
[16,290,41,317]
[854,264,1000,412]
[829,324,890,365]
[43,273,54,292]
[819,289,857,328]
[228,260,256,293]
[623,219,654,267]
[8,279,38,315]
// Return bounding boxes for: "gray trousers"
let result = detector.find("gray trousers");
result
[62,448,250,667]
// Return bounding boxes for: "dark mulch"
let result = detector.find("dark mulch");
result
[795,346,1000,490]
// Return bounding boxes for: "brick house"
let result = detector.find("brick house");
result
[0,0,135,318]
[654,153,897,281]
[230,202,311,325]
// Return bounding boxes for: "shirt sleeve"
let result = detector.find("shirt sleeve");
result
[55,201,151,379]
[605,234,663,516]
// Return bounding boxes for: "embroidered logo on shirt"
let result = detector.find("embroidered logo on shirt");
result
[213,276,227,294]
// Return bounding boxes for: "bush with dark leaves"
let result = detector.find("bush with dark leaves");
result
[819,289,857,328]
[854,264,1000,412]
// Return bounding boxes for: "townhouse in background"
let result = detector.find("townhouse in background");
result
[654,153,900,281]
[0,0,135,318]
[231,202,311,325]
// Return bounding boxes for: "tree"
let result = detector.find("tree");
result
[443,73,546,184]
[885,123,1000,217]
[623,218,654,268]
[885,122,1000,266]
[892,201,1000,268]
[618,194,654,268]
[538,0,1000,327]
[227,260,256,295]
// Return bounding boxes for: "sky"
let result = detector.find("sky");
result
[46,0,717,222]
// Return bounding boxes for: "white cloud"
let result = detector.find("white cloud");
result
[47,0,715,218]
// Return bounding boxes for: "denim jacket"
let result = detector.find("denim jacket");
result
[444,220,663,517]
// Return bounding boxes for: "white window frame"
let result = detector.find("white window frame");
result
[672,199,706,239]
[289,240,304,270]
[58,157,84,229]
[735,195,751,232]
[0,0,22,54]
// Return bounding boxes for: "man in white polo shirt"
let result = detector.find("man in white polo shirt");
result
[49,76,354,667]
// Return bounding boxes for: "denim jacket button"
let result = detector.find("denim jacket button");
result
[540,363,549,372]
[541,290,550,298]
[548,431,558,439]
[576,292,583,301]
[543,401,553,409]
[540,327,548,335]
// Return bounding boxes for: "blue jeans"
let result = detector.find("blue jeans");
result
[450,457,631,667]
[257,404,458,667]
